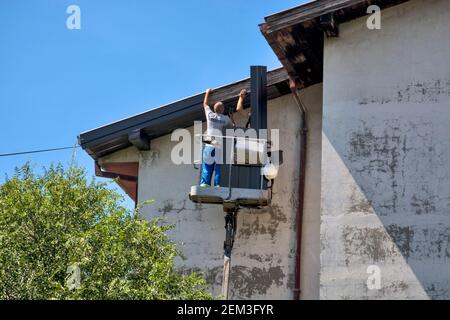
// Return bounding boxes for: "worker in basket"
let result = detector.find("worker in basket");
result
[200,88,249,187]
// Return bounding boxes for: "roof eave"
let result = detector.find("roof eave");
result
[260,0,411,88]
[78,67,290,160]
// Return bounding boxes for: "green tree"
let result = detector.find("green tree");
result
[0,163,212,300]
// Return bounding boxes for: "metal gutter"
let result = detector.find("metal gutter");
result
[289,78,308,300]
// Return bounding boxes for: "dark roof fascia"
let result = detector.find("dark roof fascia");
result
[78,67,289,159]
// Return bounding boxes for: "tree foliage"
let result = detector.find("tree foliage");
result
[0,163,212,300]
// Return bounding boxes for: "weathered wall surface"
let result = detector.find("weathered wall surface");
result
[298,84,322,300]
[99,86,322,299]
[321,0,450,299]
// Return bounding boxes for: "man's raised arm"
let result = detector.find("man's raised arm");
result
[236,89,248,117]
[203,88,212,111]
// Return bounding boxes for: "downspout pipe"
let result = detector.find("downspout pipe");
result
[289,78,307,300]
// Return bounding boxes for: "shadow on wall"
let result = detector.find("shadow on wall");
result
[322,78,450,299]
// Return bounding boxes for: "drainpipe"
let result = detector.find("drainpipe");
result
[289,78,307,300]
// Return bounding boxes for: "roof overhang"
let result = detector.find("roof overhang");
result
[260,0,410,88]
[78,67,289,160]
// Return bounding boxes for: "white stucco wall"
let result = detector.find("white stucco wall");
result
[321,0,450,299]
[99,86,323,299]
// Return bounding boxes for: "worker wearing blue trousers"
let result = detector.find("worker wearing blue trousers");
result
[200,88,248,187]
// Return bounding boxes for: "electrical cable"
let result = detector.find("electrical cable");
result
[0,145,80,157]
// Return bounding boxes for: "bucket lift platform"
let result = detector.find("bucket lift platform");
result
[189,186,269,207]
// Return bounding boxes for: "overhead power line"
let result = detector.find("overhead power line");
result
[0,145,80,158]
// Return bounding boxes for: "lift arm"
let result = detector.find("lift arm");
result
[221,206,238,300]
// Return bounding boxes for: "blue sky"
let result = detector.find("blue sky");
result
[0,0,303,208]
